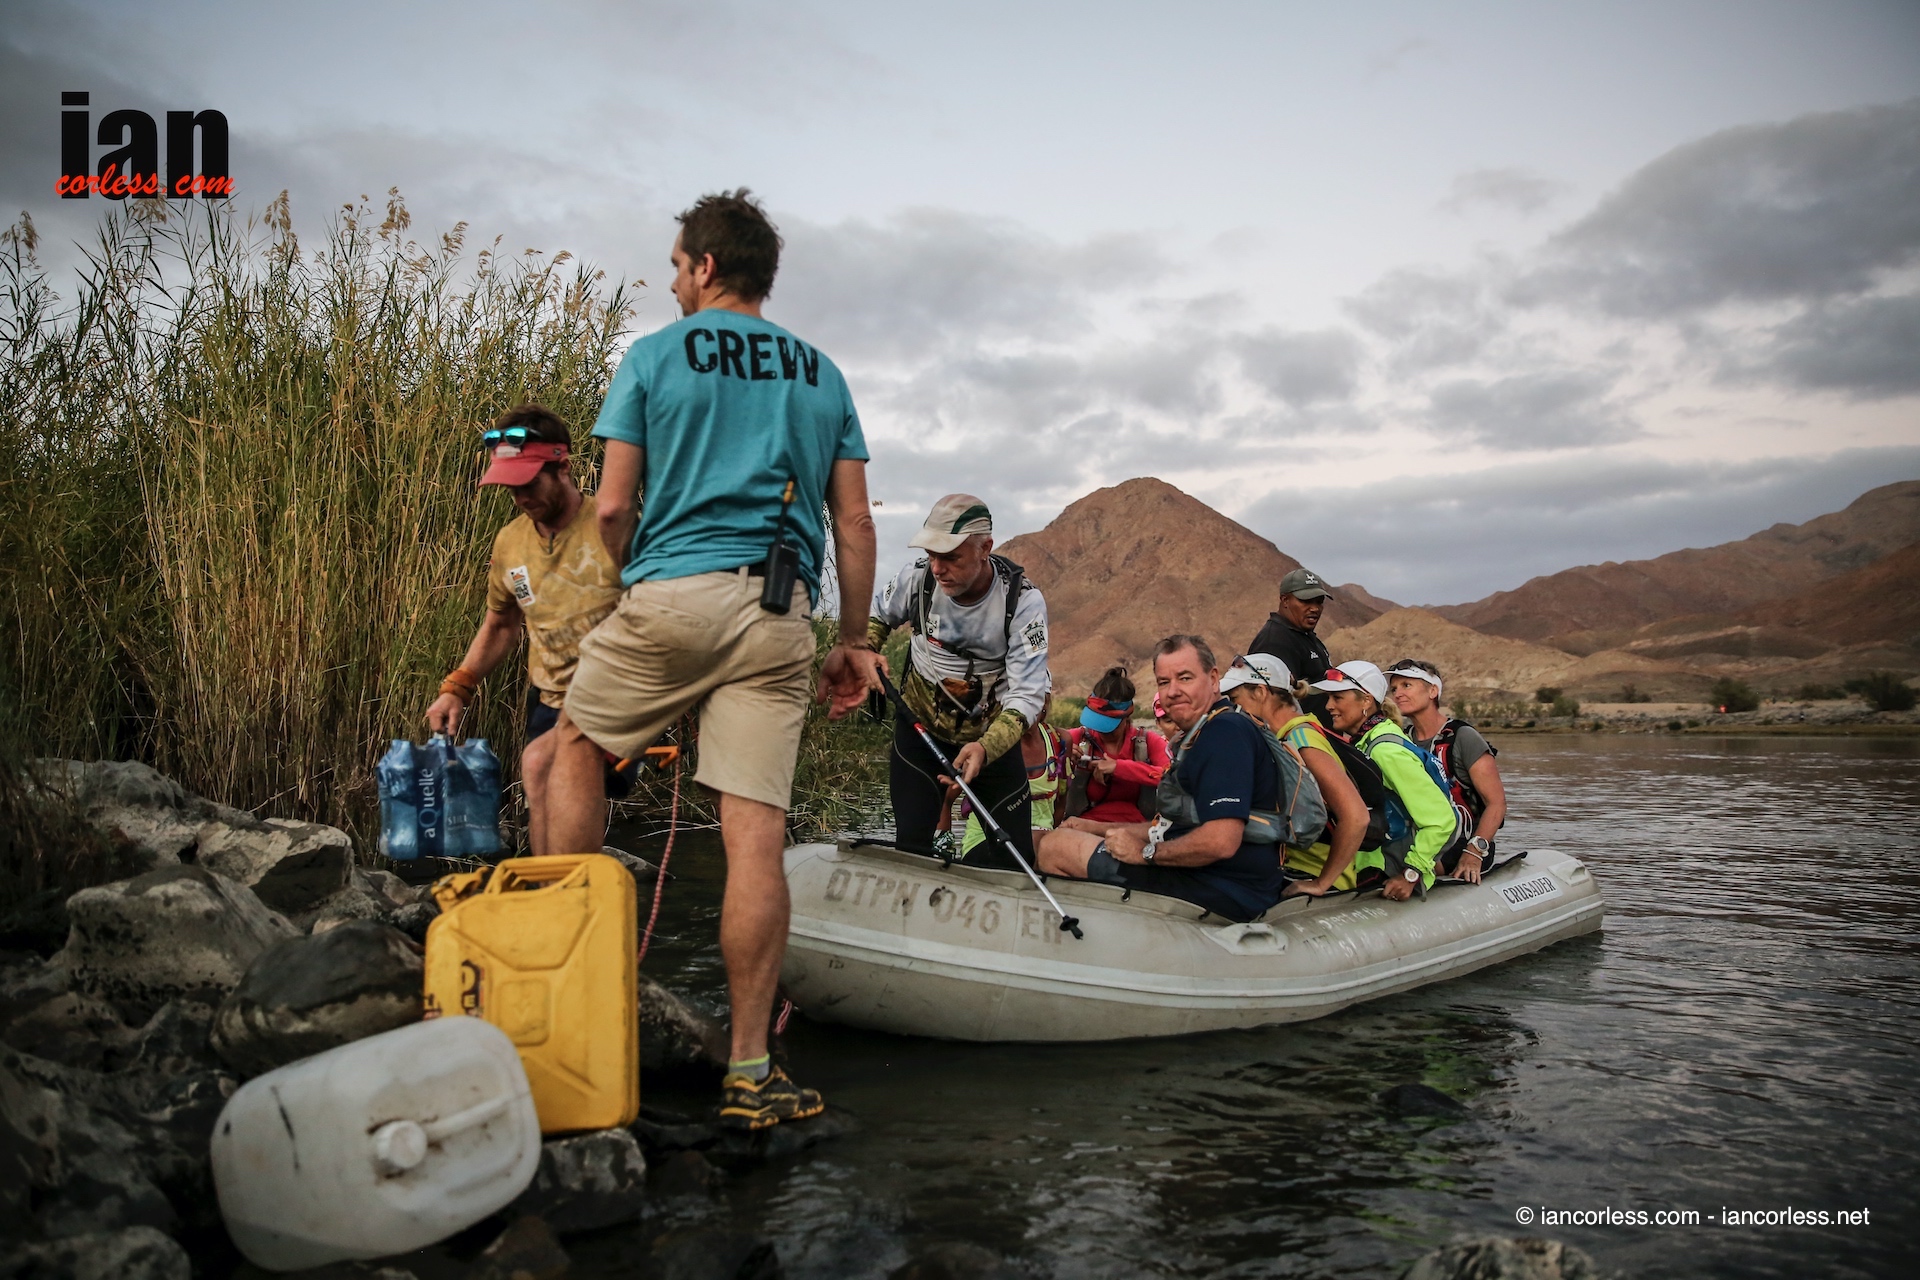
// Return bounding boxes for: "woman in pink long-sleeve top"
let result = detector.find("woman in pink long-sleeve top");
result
[1059,666,1171,829]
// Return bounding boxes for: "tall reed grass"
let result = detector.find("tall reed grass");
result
[1,193,630,852]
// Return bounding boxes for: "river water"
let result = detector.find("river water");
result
[595,735,1919,1279]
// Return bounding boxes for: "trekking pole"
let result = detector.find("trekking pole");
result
[877,670,1084,940]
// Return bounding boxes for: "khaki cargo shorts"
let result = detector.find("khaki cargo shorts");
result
[564,569,814,810]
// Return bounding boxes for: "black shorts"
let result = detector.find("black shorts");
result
[526,686,631,800]
[1085,843,1264,923]
[526,685,561,741]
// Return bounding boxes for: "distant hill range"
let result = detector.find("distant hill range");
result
[1433,480,1920,647]
[1004,476,1920,700]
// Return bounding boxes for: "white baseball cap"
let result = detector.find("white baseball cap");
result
[1220,652,1294,695]
[1308,660,1388,702]
[908,493,993,553]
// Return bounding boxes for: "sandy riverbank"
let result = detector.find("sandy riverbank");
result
[1480,699,1920,735]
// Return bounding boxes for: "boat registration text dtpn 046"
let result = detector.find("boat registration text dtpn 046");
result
[823,866,1066,944]
[1497,872,1565,912]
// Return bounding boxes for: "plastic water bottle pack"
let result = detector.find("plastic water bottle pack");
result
[377,734,502,860]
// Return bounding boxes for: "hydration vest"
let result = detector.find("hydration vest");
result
[1357,726,1470,859]
[1154,706,1327,849]
[1426,718,1499,827]
[905,554,1028,724]
[1279,715,1389,852]
[1062,725,1164,821]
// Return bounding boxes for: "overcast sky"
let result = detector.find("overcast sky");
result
[6,1,1918,604]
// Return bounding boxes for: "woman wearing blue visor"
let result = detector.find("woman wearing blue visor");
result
[1059,666,1171,830]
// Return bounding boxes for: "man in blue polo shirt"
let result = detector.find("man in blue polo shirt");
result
[1037,634,1284,921]
[546,190,881,1131]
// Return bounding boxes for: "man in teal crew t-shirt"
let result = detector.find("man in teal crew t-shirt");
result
[549,190,884,1132]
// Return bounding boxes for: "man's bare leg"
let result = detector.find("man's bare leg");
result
[1037,827,1103,879]
[520,730,558,856]
[544,712,610,856]
[718,791,789,1065]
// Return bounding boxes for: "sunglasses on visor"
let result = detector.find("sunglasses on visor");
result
[1230,655,1278,690]
[481,426,533,448]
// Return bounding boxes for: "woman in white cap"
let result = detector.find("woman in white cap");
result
[1308,660,1460,901]
[1219,654,1370,895]
[1384,659,1505,884]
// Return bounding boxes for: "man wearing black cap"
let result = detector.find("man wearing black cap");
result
[1246,567,1335,721]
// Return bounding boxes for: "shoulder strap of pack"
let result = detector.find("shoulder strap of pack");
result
[910,558,934,637]
[1171,703,1228,766]
[991,554,1026,645]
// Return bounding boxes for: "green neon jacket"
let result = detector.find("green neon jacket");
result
[1353,719,1455,890]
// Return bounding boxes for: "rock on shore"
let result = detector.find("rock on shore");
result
[65,866,295,1015]
[211,920,424,1078]
[3,759,849,1277]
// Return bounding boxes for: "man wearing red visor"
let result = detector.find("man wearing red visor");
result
[424,405,623,855]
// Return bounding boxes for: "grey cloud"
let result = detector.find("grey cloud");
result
[867,331,1222,455]
[1240,445,1920,606]
[1525,98,1920,316]
[1344,266,1503,373]
[775,209,1169,364]
[1438,167,1569,216]
[1235,328,1361,406]
[1748,292,1920,399]
[1426,370,1637,451]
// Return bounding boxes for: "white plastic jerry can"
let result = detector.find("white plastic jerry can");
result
[210,1016,542,1271]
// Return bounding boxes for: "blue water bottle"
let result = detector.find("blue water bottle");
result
[377,739,422,860]
[445,739,503,857]
[378,735,454,860]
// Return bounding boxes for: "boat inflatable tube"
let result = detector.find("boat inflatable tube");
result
[781,839,1603,1042]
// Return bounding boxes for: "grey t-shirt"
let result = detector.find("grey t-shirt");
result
[1413,720,1493,775]
[872,557,1051,725]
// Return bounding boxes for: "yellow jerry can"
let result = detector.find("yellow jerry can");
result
[423,854,637,1133]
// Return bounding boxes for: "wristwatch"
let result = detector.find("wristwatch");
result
[1142,843,1157,864]
[1403,867,1421,883]
[1466,836,1491,859]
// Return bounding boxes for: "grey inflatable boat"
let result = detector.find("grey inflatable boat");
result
[780,839,1603,1041]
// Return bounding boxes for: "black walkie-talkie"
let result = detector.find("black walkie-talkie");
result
[760,478,800,614]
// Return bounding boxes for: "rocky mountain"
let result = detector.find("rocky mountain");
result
[1327,535,1920,703]
[1435,480,1920,648]
[1005,475,1917,703]
[1557,540,1920,687]
[999,477,1385,691]
[1749,540,1920,649]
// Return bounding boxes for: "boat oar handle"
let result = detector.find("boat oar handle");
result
[876,670,1084,940]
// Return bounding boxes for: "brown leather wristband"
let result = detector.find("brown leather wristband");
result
[439,668,479,700]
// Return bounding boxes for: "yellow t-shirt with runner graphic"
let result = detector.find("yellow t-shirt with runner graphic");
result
[1276,714,1358,890]
[485,493,623,708]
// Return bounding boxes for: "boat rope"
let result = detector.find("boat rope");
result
[635,748,682,970]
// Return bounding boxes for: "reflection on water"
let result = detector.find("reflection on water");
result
[589,735,1920,1278]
